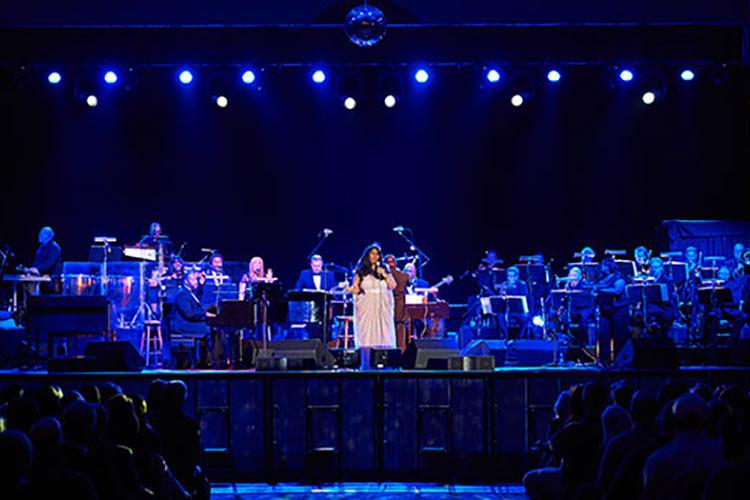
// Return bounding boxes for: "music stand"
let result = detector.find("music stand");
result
[211,300,255,367]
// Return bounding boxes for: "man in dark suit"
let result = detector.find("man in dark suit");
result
[385,254,410,351]
[171,269,215,366]
[295,254,336,291]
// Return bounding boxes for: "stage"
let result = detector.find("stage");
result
[2,364,748,482]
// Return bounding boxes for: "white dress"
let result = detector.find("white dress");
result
[354,274,396,348]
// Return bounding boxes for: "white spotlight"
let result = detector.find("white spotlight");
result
[642,91,656,105]
[383,94,396,108]
[86,95,98,107]
[510,94,524,107]
[215,95,229,108]
[343,97,357,110]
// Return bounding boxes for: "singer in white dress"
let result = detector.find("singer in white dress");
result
[346,243,397,348]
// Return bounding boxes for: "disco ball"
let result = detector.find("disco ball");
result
[345,4,387,48]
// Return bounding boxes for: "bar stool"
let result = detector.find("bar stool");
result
[140,319,164,367]
[335,316,354,348]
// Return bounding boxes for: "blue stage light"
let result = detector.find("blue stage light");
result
[547,69,561,82]
[241,70,256,84]
[680,69,695,81]
[384,94,396,108]
[510,94,524,107]
[47,71,62,85]
[312,69,326,84]
[103,70,118,85]
[86,95,98,108]
[642,91,656,105]
[414,68,430,84]
[215,95,229,108]
[532,315,545,327]
[486,69,501,83]
[343,97,357,110]
[178,70,194,85]
[619,69,634,82]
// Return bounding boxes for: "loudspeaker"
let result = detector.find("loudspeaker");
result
[329,348,361,368]
[257,339,335,370]
[365,348,401,369]
[448,355,495,371]
[402,338,459,369]
[613,338,679,369]
[505,340,563,366]
[84,341,145,372]
[461,339,507,366]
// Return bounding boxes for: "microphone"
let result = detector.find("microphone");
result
[201,248,217,254]
[393,226,406,233]
[319,228,333,238]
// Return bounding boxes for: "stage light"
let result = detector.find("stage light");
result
[532,315,545,327]
[343,96,357,110]
[680,69,695,81]
[619,69,634,82]
[384,94,396,108]
[178,70,194,85]
[414,68,430,84]
[241,70,256,84]
[86,95,98,107]
[103,70,118,85]
[642,91,656,105]
[510,94,524,107]
[47,71,62,85]
[486,69,501,83]
[312,69,326,84]
[547,69,561,82]
[215,95,228,108]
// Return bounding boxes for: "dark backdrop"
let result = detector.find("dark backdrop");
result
[2,65,749,301]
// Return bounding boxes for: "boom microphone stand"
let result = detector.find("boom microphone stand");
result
[393,227,431,279]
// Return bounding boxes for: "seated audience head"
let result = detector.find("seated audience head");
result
[611,381,633,409]
[602,404,632,446]
[164,380,189,412]
[0,429,33,488]
[672,393,709,431]
[630,390,658,427]
[99,382,123,403]
[78,384,101,404]
[62,401,97,444]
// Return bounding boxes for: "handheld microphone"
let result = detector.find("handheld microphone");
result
[319,228,333,238]
[393,226,405,233]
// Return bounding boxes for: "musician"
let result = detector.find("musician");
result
[204,253,228,278]
[634,246,650,274]
[138,222,173,255]
[385,254,410,350]
[295,254,336,291]
[171,269,217,367]
[702,266,747,343]
[25,226,62,294]
[498,266,530,339]
[477,250,503,294]
[557,267,594,346]
[685,246,700,274]
[593,258,629,364]
[727,242,746,278]
[239,256,274,300]
[645,257,675,335]
[168,256,185,281]
[579,247,596,263]
[404,262,431,293]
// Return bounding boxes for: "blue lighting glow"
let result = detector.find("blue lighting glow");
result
[103,70,118,85]
[311,69,326,84]
[414,68,430,84]
[178,70,194,85]
[642,91,656,105]
[47,71,62,85]
[486,69,501,83]
[241,70,256,84]
[619,69,634,82]
[680,69,695,81]
[532,315,545,327]
[547,69,561,82]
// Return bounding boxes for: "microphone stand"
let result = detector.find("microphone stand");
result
[306,232,331,261]
[394,229,430,279]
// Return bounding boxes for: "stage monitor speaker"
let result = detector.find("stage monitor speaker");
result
[84,341,145,372]
[448,355,495,371]
[461,339,507,366]
[365,348,401,369]
[329,348,361,369]
[505,340,563,366]
[402,338,459,369]
[261,339,335,370]
[613,338,679,369]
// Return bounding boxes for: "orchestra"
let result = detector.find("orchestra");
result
[3,223,750,369]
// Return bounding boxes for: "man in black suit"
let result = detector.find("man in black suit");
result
[171,269,215,367]
[386,254,410,351]
[295,254,336,291]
